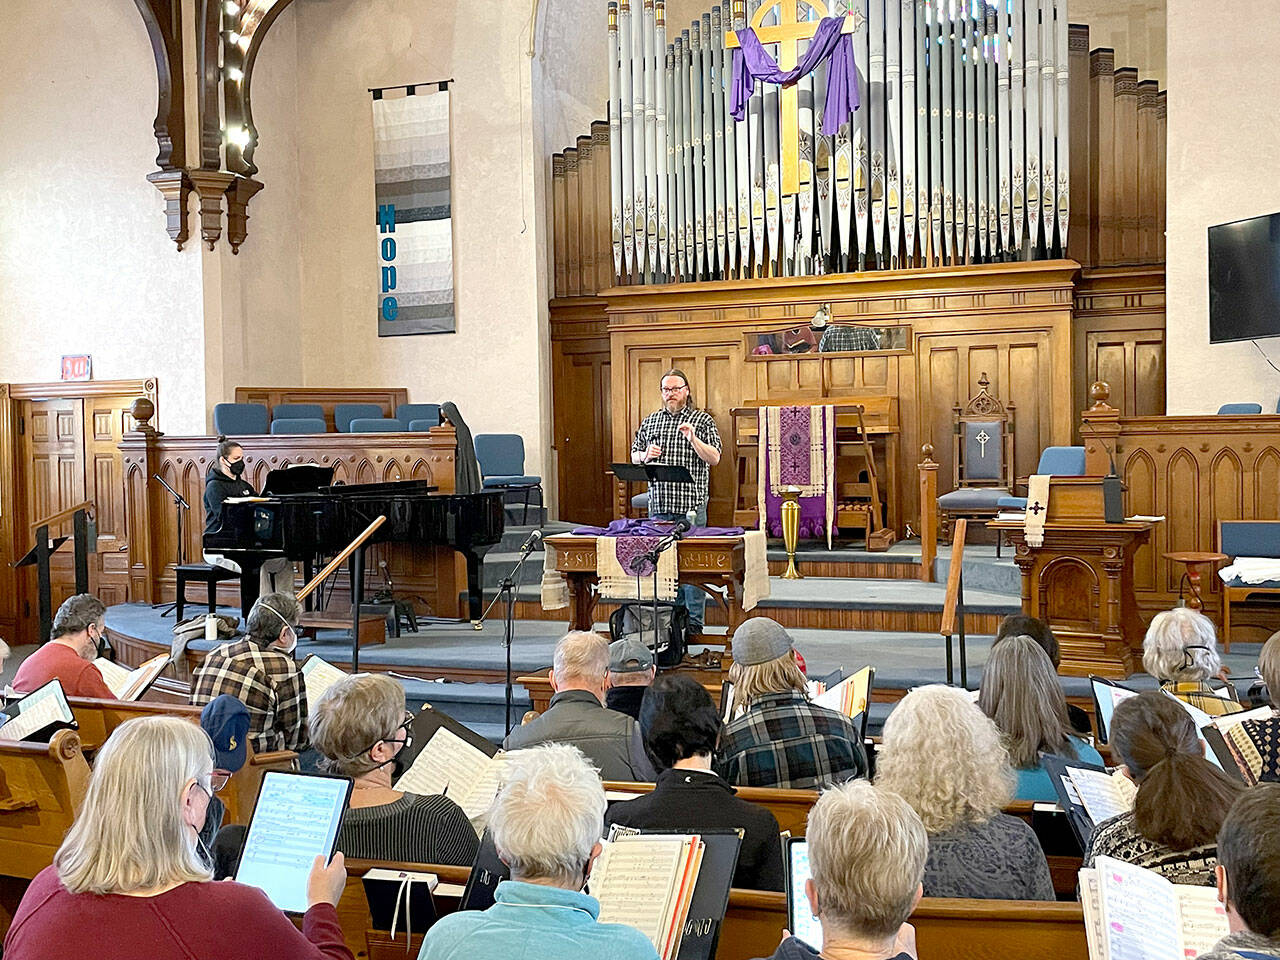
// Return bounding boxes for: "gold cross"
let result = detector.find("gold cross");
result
[727,1,854,195]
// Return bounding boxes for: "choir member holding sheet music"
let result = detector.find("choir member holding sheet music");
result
[977,635,1103,802]
[1085,691,1243,886]
[2,717,352,960]
[11,594,114,700]
[1144,608,1245,717]
[875,685,1054,901]
[416,743,659,960]
[309,674,478,866]
[1197,785,1280,960]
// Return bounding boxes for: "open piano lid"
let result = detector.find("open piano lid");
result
[261,464,335,496]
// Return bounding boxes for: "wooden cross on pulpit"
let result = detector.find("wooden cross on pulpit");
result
[726,0,856,195]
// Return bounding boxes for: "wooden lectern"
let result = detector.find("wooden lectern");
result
[989,478,1156,678]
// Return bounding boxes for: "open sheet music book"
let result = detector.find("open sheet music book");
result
[812,665,873,719]
[591,833,705,960]
[93,653,172,702]
[394,708,506,823]
[1044,756,1135,850]
[0,680,76,742]
[300,655,350,713]
[1079,857,1228,960]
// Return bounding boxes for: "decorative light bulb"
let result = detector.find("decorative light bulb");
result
[227,30,241,44]
[226,66,244,81]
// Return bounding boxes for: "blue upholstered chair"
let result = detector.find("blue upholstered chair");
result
[397,404,441,429]
[935,374,1015,543]
[269,417,327,435]
[347,418,405,433]
[1217,402,1263,414]
[271,403,325,423]
[996,446,1088,511]
[407,419,438,432]
[212,402,269,436]
[1219,520,1280,651]
[334,403,385,432]
[475,433,543,523]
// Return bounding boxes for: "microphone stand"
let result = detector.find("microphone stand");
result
[477,533,541,737]
[629,521,689,674]
[152,474,191,617]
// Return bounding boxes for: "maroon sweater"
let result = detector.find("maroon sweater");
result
[3,866,353,960]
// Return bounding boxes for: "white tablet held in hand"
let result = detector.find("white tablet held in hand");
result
[233,771,352,913]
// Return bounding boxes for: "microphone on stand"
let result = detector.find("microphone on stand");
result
[519,529,543,554]
[1080,420,1124,524]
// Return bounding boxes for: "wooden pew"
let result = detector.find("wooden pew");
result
[0,729,91,881]
[603,780,819,838]
[333,857,1087,960]
[67,696,297,825]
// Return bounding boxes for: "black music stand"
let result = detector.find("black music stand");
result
[610,462,695,487]
[12,508,93,644]
[152,474,190,617]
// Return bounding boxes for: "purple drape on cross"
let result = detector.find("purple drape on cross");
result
[729,16,860,137]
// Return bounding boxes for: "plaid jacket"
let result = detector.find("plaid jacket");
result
[190,638,308,754]
[630,405,722,514]
[715,690,867,790]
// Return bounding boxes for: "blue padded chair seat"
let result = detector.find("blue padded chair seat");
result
[347,418,406,433]
[407,419,439,432]
[1218,402,1263,415]
[996,495,1029,509]
[334,403,385,432]
[937,488,1010,509]
[271,403,324,421]
[483,474,541,487]
[270,417,326,435]
[1223,577,1280,591]
[212,402,269,436]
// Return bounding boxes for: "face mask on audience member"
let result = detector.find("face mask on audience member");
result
[85,621,107,659]
[356,712,414,778]
[222,453,246,478]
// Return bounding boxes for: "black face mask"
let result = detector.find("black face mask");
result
[88,625,108,659]
[228,459,246,478]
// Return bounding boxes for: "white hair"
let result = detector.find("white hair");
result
[808,780,927,939]
[0,637,9,661]
[552,631,609,686]
[56,716,214,894]
[488,743,606,886]
[1142,608,1222,682]
[875,684,1016,833]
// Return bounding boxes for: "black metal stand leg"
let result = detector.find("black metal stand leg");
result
[352,546,365,674]
[503,577,517,736]
[35,524,53,644]
[72,510,90,594]
[958,574,968,689]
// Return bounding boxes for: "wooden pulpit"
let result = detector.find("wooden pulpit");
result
[989,478,1157,678]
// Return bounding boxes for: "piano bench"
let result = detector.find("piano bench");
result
[297,612,387,648]
[175,563,240,621]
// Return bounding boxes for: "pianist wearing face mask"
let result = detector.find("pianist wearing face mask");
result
[308,674,479,866]
[202,436,293,597]
[190,593,309,754]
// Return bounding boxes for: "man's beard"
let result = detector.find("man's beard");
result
[665,398,684,413]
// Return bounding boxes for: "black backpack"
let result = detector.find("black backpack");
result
[609,601,688,668]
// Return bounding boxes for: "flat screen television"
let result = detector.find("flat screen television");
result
[1209,211,1280,343]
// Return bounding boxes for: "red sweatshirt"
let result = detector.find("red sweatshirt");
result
[11,642,114,699]
[3,866,354,960]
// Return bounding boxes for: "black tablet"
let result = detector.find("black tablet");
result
[233,770,352,913]
[784,836,822,952]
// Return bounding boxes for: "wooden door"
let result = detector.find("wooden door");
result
[553,342,612,526]
[83,396,137,607]
[17,399,86,638]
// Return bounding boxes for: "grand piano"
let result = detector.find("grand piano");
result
[203,472,505,629]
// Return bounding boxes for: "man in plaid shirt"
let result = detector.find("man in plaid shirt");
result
[630,368,722,633]
[190,592,308,754]
[716,618,867,789]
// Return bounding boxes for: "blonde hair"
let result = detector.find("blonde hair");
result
[489,743,605,886]
[552,631,609,686]
[56,716,214,894]
[310,674,406,778]
[808,780,927,939]
[978,635,1078,768]
[1142,607,1221,682]
[728,651,808,714]
[1259,631,1280,707]
[876,685,1015,833]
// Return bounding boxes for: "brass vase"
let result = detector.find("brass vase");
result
[780,485,803,579]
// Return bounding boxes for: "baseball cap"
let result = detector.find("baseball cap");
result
[609,637,655,673]
[200,695,249,773]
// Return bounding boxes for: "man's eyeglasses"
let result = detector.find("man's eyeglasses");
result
[660,384,688,394]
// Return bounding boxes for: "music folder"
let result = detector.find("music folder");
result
[612,462,695,484]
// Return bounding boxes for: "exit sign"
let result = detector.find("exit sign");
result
[61,355,92,381]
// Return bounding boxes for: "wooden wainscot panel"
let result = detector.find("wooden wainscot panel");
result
[119,425,464,616]
[233,387,410,432]
[601,261,1080,528]
[1082,382,1280,634]
[1072,267,1166,419]
[550,298,612,527]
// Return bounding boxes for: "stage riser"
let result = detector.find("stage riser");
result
[766,560,919,579]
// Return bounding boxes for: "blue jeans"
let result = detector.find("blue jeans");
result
[649,504,707,632]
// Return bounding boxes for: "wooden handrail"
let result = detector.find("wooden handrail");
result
[29,500,93,533]
[918,445,938,582]
[296,515,387,602]
[939,518,968,636]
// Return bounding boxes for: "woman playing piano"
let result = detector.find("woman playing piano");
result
[202,437,293,596]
